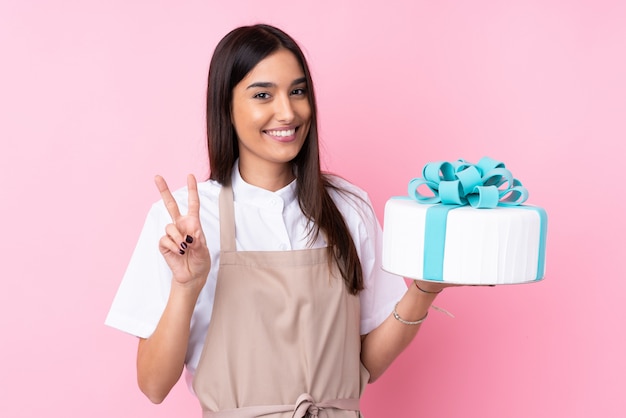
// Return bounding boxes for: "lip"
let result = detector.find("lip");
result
[263,126,299,142]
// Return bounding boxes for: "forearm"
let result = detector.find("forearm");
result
[360,281,439,382]
[137,283,201,403]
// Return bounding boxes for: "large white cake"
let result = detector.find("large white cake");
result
[382,200,547,285]
[382,160,547,285]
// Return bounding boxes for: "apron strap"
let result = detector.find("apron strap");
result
[203,394,360,418]
[219,183,236,252]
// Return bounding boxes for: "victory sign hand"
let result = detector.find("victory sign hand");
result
[155,174,211,291]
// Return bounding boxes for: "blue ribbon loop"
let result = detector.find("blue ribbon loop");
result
[408,157,528,208]
[400,157,545,282]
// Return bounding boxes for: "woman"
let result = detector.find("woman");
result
[106,24,448,417]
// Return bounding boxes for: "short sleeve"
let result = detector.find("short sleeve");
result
[105,202,173,338]
[328,179,408,335]
[355,197,408,335]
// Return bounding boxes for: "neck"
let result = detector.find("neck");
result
[238,160,295,192]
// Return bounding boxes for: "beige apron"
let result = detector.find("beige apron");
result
[192,185,369,418]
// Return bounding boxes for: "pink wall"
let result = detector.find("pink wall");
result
[1,1,624,416]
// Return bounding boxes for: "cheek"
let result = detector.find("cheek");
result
[235,106,267,131]
[232,105,256,135]
[297,102,312,123]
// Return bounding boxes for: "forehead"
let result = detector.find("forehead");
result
[240,49,305,85]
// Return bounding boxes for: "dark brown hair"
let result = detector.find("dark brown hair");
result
[206,24,363,294]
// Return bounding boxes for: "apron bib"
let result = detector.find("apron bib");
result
[192,184,368,417]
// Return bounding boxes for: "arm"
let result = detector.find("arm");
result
[137,283,202,403]
[137,175,211,403]
[360,280,447,383]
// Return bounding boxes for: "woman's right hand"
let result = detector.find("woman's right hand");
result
[154,174,211,291]
[137,174,210,403]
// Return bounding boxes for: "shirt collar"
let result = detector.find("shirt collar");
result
[230,160,297,209]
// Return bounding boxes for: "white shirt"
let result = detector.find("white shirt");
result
[105,163,407,378]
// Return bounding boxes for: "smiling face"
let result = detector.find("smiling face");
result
[231,48,312,188]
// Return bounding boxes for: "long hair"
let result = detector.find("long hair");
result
[206,24,363,295]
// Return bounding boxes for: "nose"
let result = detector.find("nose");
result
[274,94,295,123]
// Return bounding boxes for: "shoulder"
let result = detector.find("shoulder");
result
[173,177,222,203]
[148,178,223,220]
[324,174,376,224]
[324,174,369,201]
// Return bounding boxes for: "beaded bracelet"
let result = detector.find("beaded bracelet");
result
[392,302,428,325]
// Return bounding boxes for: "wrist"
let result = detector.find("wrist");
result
[414,280,443,295]
[170,278,204,301]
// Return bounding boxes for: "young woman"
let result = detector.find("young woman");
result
[106,24,449,417]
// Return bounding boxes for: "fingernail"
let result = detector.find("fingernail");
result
[179,249,185,255]
[186,235,194,244]
[181,242,188,250]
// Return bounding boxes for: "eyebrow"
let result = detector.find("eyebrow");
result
[246,77,307,90]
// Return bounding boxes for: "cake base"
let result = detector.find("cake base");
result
[382,198,547,285]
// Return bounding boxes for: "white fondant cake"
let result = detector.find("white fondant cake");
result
[382,199,547,285]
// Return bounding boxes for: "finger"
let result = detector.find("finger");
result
[155,175,181,221]
[159,234,186,256]
[187,174,200,217]
[165,223,187,251]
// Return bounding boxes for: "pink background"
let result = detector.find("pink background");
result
[1,1,625,417]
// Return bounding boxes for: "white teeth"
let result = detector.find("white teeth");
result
[266,129,296,137]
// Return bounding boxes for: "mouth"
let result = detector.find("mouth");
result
[265,128,296,137]
[263,127,298,142]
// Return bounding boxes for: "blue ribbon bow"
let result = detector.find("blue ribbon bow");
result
[408,157,528,208]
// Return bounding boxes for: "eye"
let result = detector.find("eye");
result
[253,92,271,99]
[291,88,307,96]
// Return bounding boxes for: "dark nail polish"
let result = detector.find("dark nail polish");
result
[181,242,188,250]
[186,235,194,244]
[179,249,185,255]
